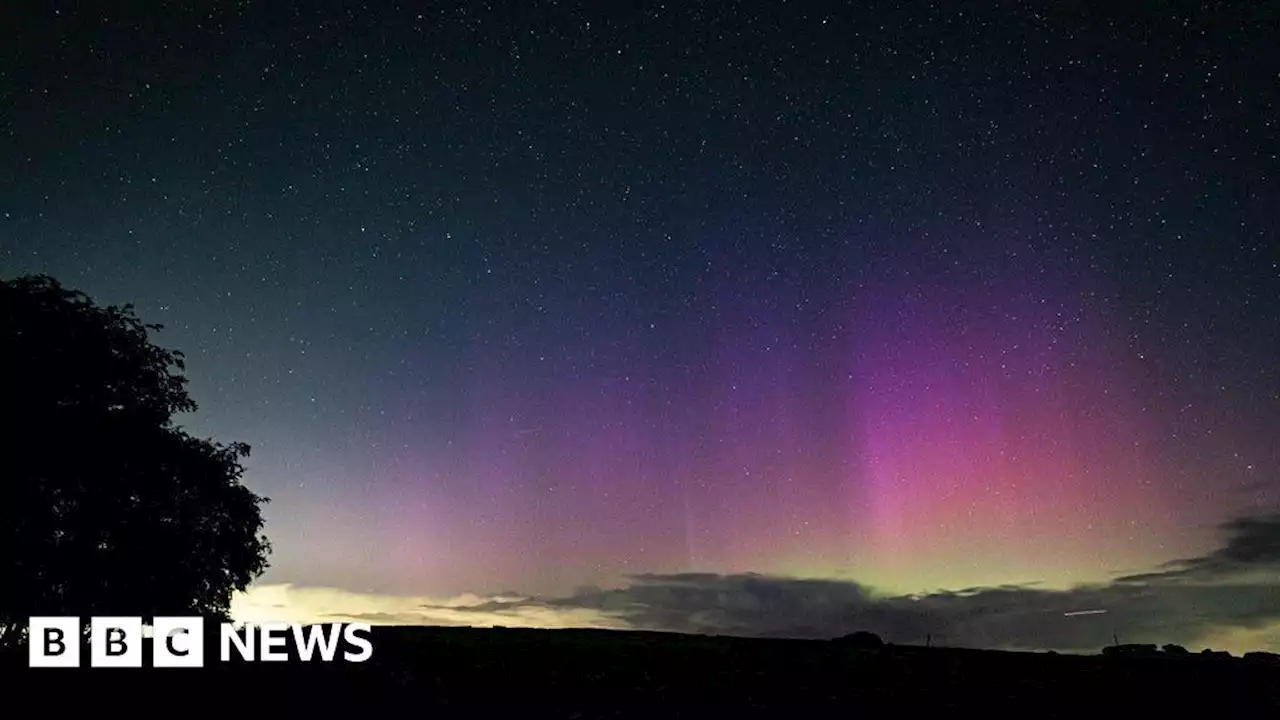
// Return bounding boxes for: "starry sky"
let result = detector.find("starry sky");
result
[3,2,1279,651]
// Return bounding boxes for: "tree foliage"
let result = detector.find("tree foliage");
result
[0,275,270,645]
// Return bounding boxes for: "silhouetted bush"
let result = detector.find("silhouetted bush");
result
[833,631,884,648]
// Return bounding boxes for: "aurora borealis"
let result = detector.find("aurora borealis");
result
[3,2,1278,652]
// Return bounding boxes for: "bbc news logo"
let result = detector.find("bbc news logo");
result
[28,617,373,667]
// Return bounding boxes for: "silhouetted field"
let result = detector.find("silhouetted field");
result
[4,626,1278,714]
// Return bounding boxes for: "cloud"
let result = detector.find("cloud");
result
[231,584,630,631]
[233,511,1280,655]
[1115,513,1280,584]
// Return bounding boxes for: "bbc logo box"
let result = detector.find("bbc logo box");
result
[29,616,206,668]
[28,616,373,667]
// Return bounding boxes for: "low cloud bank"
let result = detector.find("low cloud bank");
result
[233,512,1280,654]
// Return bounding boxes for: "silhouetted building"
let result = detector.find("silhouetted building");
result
[1103,644,1160,657]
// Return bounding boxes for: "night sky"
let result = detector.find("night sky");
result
[4,2,1279,652]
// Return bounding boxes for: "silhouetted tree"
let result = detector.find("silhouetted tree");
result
[1162,644,1189,656]
[0,275,270,647]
